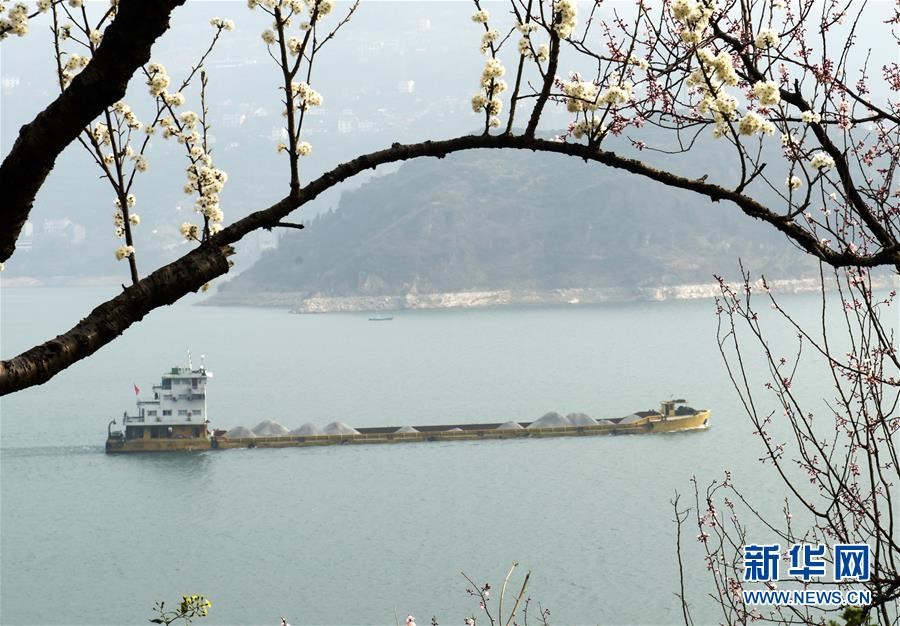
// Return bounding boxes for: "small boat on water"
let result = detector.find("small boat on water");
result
[106,361,710,453]
[368,315,393,321]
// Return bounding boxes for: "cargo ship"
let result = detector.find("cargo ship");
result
[105,361,710,453]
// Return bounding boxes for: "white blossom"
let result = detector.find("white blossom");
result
[210,17,235,31]
[481,58,505,82]
[114,244,134,260]
[146,62,171,98]
[801,110,821,124]
[809,152,835,170]
[553,0,577,38]
[752,80,780,106]
[311,0,332,16]
[179,110,199,128]
[471,9,489,23]
[180,222,200,240]
[737,111,775,136]
[562,77,598,112]
[164,92,186,107]
[91,123,111,145]
[754,28,780,49]
[480,29,499,54]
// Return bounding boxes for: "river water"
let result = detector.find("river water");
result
[0,286,850,625]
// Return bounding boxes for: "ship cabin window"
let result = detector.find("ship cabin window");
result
[147,410,157,417]
[192,378,199,389]
[126,426,145,439]
[154,392,159,400]
[162,379,172,390]
[194,426,202,437]
[178,409,189,416]
[163,410,172,416]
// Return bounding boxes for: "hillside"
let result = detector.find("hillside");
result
[214,147,817,309]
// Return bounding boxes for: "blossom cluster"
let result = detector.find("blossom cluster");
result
[516,21,549,62]
[210,17,235,31]
[801,110,821,124]
[480,28,499,54]
[60,53,89,87]
[471,9,488,24]
[112,101,142,130]
[0,3,30,39]
[754,28,780,49]
[737,111,775,137]
[671,0,717,44]
[685,47,778,137]
[179,595,211,619]
[809,152,835,171]
[470,54,506,128]
[752,80,780,106]
[563,75,633,113]
[146,62,171,98]
[114,244,135,261]
[561,73,634,143]
[290,81,323,111]
[184,158,228,236]
[248,0,308,12]
[553,0,577,39]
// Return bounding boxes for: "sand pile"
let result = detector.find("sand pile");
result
[323,421,360,435]
[223,426,255,438]
[289,422,325,436]
[528,412,572,429]
[251,420,289,436]
[496,421,524,430]
[395,425,419,433]
[566,413,599,426]
[619,414,644,424]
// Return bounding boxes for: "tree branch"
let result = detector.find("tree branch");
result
[5,132,897,394]
[0,243,232,394]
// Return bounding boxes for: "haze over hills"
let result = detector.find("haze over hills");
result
[213,147,820,311]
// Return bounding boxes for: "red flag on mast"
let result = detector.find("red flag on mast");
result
[133,384,140,396]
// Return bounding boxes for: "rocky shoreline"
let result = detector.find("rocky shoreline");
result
[202,276,889,313]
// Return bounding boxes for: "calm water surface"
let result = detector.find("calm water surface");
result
[0,286,849,625]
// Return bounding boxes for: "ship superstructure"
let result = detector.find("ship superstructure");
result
[106,359,212,452]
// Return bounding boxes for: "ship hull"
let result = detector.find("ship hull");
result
[105,409,710,453]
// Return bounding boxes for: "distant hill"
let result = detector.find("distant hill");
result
[214,146,817,308]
